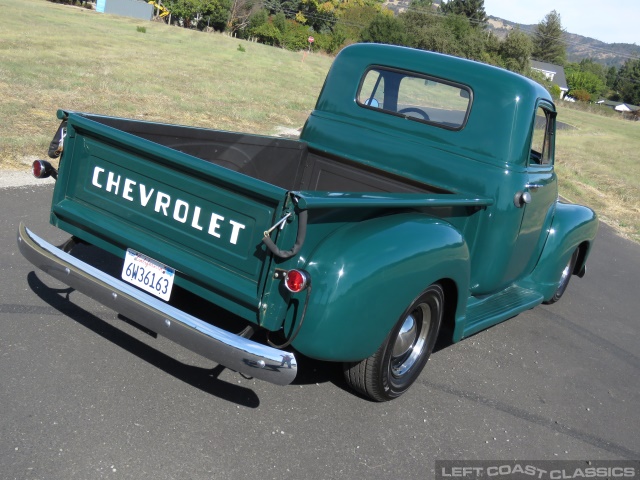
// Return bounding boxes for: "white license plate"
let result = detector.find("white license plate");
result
[121,249,175,301]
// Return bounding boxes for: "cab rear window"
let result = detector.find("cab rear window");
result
[357,67,472,130]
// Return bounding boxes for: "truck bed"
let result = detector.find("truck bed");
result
[88,114,444,195]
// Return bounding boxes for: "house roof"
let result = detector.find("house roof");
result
[597,99,621,107]
[531,60,568,91]
[596,99,640,111]
[616,104,640,112]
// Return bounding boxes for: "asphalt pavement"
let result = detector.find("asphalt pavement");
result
[1,180,639,480]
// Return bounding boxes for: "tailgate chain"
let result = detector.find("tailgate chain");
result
[262,209,308,259]
[263,213,292,238]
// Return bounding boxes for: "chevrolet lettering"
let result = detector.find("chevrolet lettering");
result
[90,165,246,245]
[18,44,597,401]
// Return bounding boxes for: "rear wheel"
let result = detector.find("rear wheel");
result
[343,284,444,401]
[544,248,579,304]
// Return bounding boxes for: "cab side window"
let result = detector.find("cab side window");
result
[530,106,554,166]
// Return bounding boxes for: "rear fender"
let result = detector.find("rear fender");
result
[528,202,598,300]
[291,212,470,361]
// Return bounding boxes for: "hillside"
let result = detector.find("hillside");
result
[382,0,640,67]
[487,17,640,67]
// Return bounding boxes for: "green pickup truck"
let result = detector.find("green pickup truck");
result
[18,43,598,401]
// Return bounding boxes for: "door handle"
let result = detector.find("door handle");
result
[514,191,532,208]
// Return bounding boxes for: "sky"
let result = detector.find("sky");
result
[482,0,639,45]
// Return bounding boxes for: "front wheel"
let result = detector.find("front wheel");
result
[544,248,579,304]
[343,284,444,402]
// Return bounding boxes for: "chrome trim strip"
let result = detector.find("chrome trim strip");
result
[17,223,297,386]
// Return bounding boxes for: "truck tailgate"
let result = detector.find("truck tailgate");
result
[51,112,288,320]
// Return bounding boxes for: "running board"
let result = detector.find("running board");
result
[462,285,544,339]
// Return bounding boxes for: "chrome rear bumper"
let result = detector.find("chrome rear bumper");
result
[17,223,297,386]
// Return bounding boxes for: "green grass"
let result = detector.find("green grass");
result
[1,0,639,243]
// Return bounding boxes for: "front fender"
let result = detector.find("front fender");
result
[529,202,598,300]
[291,212,470,362]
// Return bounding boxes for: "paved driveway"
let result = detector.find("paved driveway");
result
[1,182,638,480]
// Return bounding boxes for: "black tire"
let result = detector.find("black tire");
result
[544,248,579,304]
[343,284,444,402]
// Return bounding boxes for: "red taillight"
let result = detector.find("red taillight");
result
[32,160,54,179]
[284,269,310,293]
[32,160,46,178]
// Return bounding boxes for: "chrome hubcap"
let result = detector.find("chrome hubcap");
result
[391,304,431,378]
[392,315,417,358]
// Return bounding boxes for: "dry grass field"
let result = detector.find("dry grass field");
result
[554,106,640,243]
[0,0,331,168]
[1,0,638,242]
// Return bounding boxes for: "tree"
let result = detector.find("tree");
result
[443,13,486,59]
[528,68,554,91]
[480,30,502,66]
[360,13,407,46]
[227,0,260,34]
[295,0,339,33]
[263,0,301,16]
[566,71,606,100]
[499,28,533,74]
[338,3,381,44]
[200,0,232,29]
[401,9,457,55]
[578,59,607,84]
[410,0,433,10]
[247,8,269,31]
[251,19,282,46]
[615,59,640,106]
[564,60,608,100]
[532,10,566,65]
[401,9,486,60]
[164,0,230,29]
[606,66,618,90]
[164,0,196,24]
[439,0,487,27]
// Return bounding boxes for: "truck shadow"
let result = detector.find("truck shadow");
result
[26,271,261,408]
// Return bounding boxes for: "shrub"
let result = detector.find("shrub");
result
[251,21,281,47]
[280,20,311,51]
[571,89,591,102]
[626,110,640,121]
[136,26,147,34]
[549,84,562,100]
[312,29,347,54]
